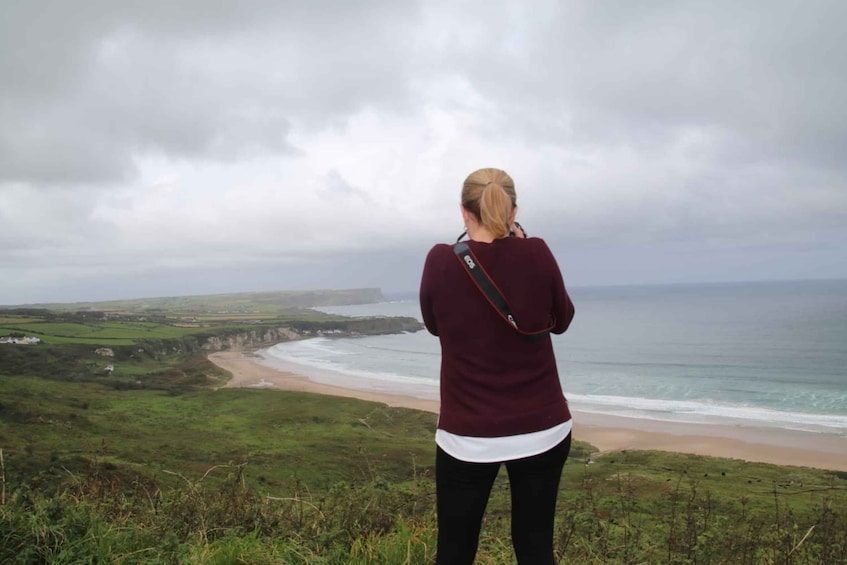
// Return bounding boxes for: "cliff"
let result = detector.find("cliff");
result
[201,327,302,351]
[106,316,424,360]
[199,316,423,351]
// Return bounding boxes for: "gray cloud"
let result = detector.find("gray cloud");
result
[452,1,847,167]
[319,170,374,203]
[0,0,416,186]
[1,0,845,304]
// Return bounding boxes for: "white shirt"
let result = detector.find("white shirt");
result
[435,419,573,463]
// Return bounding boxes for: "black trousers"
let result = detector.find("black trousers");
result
[435,433,572,565]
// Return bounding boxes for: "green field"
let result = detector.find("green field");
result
[0,309,332,346]
[0,318,205,344]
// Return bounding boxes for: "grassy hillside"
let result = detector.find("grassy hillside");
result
[0,314,205,344]
[1,374,845,563]
[7,288,387,315]
[1,300,845,563]
[0,375,436,491]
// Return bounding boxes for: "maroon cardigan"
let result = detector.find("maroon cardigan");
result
[419,237,575,437]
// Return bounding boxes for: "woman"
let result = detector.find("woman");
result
[419,167,575,565]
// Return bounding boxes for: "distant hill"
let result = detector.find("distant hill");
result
[8,288,386,315]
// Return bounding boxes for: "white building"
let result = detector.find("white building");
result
[0,335,41,344]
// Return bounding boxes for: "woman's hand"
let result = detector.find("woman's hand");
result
[510,221,527,238]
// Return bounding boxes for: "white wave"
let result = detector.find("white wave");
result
[568,393,847,433]
[276,337,356,356]
[259,341,439,397]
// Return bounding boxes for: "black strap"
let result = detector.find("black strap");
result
[453,242,553,342]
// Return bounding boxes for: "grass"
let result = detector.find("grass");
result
[0,374,437,492]
[2,368,846,563]
[0,315,45,324]
[0,320,206,344]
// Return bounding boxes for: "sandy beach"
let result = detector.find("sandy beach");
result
[210,350,847,472]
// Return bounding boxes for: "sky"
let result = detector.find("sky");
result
[2,0,846,305]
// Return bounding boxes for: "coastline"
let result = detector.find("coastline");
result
[210,350,847,472]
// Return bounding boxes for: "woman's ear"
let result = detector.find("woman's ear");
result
[460,205,472,226]
[510,205,519,224]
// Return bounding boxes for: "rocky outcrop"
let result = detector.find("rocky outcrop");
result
[201,327,301,351]
[199,316,423,352]
[116,316,424,360]
[289,316,423,336]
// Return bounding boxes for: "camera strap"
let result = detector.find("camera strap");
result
[452,242,553,342]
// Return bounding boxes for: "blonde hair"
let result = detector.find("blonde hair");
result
[461,168,517,239]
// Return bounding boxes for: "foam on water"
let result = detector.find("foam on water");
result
[567,394,847,434]
[261,340,439,400]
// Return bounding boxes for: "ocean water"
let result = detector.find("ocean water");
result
[260,280,847,436]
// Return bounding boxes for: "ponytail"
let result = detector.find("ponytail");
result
[479,182,513,238]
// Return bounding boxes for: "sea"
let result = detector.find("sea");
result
[258,279,847,437]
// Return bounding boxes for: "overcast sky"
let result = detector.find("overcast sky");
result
[2,0,846,305]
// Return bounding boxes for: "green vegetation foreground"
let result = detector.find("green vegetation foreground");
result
[1,368,846,564]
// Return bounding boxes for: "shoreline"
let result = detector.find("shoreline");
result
[209,350,847,472]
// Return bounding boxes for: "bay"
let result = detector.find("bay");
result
[260,280,847,435]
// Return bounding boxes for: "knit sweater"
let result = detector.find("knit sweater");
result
[419,236,575,437]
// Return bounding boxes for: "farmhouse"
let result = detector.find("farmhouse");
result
[0,335,42,344]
